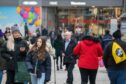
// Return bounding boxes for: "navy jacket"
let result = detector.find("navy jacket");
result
[25,51,51,81]
[102,34,112,49]
[63,39,77,64]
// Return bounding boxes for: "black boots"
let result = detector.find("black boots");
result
[57,66,59,70]
[60,64,62,69]
[57,64,62,70]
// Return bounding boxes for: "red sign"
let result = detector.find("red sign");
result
[60,19,110,24]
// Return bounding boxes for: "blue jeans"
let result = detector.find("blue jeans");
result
[108,69,126,84]
[30,73,45,84]
[0,71,2,84]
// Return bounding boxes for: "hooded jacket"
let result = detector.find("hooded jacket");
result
[74,36,103,69]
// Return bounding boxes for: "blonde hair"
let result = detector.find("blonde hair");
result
[7,34,15,51]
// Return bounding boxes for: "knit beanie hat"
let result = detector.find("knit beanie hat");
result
[113,29,121,39]
[11,26,21,34]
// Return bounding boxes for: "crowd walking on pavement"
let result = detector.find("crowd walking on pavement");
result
[0,22,126,84]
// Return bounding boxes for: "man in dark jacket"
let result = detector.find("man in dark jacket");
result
[42,28,48,36]
[49,29,57,47]
[103,29,126,84]
[62,31,77,84]
[102,29,112,49]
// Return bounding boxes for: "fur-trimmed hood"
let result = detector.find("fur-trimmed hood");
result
[81,36,100,46]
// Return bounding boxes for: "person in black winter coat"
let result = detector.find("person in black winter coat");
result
[10,26,29,84]
[42,28,48,36]
[102,29,112,49]
[103,29,126,84]
[54,34,63,70]
[26,36,51,84]
[0,36,6,84]
[1,34,16,84]
[49,29,57,47]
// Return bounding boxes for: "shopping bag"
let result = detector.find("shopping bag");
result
[15,61,31,83]
[98,57,104,67]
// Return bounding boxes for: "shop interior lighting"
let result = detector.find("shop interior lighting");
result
[92,6,95,8]
[23,1,38,5]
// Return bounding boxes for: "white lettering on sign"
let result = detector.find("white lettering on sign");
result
[71,1,86,6]
[49,1,58,5]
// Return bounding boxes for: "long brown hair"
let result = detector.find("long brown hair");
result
[30,36,46,61]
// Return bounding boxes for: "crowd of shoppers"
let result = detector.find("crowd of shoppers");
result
[0,23,126,84]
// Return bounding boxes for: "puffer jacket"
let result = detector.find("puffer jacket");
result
[74,36,103,69]
[1,43,16,71]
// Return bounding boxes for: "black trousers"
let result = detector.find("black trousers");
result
[79,68,98,84]
[65,63,74,84]
[6,70,24,84]
[6,70,15,84]
[56,53,62,66]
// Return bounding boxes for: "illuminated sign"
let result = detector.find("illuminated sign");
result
[71,1,86,6]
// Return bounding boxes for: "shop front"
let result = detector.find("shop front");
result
[57,7,122,35]
[41,0,123,35]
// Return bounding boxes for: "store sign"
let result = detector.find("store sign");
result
[49,1,58,5]
[70,1,86,6]
[60,19,110,24]
[110,19,118,35]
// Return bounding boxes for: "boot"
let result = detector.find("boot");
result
[60,64,63,69]
[57,66,59,71]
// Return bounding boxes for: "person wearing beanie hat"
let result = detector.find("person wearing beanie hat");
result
[4,25,29,84]
[11,26,21,34]
[11,26,22,40]
[103,28,126,84]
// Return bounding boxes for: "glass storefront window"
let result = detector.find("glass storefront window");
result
[57,7,122,35]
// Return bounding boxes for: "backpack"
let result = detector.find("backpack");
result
[112,41,126,64]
